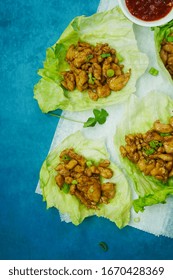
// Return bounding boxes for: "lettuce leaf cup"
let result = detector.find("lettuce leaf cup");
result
[114,92,173,213]
[34,7,148,112]
[39,131,132,228]
[154,20,173,83]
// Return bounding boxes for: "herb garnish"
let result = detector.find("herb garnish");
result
[101,53,111,58]
[149,140,163,149]
[49,109,109,128]
[149,67,159,76]
[143,140,163,156]
[99,241,108,252]
[62,155,71,161]
[143,148,155,155]
[160,132,171,137]
[84,109,109,127]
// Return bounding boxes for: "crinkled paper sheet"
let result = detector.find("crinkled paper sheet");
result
[36,0,173,238]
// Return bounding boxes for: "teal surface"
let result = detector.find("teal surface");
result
[1,0,173,260]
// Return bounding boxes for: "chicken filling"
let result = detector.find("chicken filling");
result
[55,148,116,209]
[120,116,173,182]
[61,41,131,101]
[160,33,173,79]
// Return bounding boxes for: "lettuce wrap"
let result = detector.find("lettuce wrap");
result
[34,7,148,112]
[114,92,173,213]
[154,20,173,83]
[39,131,132,228]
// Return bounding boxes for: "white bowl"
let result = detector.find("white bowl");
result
[118,0,173,27]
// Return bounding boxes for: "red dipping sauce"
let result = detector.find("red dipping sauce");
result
[125,0,173,21]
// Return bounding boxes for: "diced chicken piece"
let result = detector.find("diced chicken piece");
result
[88,89,99,101]
[86,182,101,203]
[96,84,111,98]
[160,49,168,65]
[98,166,113,179]
[163,138,173,154]
[61,72,75,91]
[163,43,173,54]
[98,160,110,168]
[55,174,64,188]
[101,183,116,199]
[75,70,88,91]
[108,71,131,91]
[153,120,173,133]
[66,44,77,62]
[65,159,78,170]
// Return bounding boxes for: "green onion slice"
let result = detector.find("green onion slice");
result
[144,148,155,155]
[101,53,111,58]
[99,241,108,252]
[149,140,162,149]
[160,132,171,137]
[62,183,70,194]
[88,73,95,84]
[149,67,159,76]
[107,69,114,77]
[72,180,78,185]
[87,54,94,61]
[86,160,93,167]
[62,155,71,161]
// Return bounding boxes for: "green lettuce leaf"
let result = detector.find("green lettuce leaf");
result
[34,7,148,112]
[154,20,173,83]
[114,92,173,212]
[133,186,173,213]
[39,131,132,228]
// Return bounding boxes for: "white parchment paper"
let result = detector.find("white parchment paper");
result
[36,0,173,237]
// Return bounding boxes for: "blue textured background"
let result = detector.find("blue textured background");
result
[1,0,173,260]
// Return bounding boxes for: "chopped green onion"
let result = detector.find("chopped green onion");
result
[72,180,78,185]
[146,149,155,155]
[101,53,111,58]
[106,69,114,77]
[116,53,124,62]
[149,67,159,76]
[62,154,71,161]
[160,132,171,137]
[62,183,70,194]
[86,160,93,167]
[144,148,155,155]
[99,241,108,252]
[88,73,95,84]
[86,54,93,61]
[149,140,162,149]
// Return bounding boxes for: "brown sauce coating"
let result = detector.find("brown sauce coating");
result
[55,148,116,209]
[61,41,131,101]
[120,116,173,182]
[160,33,173,79]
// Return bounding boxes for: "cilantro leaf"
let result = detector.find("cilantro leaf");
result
[83,109,109,128]
[83,117,97,128]
[49,108,109,128]
[93,108,109,124]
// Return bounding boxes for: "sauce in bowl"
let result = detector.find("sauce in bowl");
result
[125,0,173,22]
